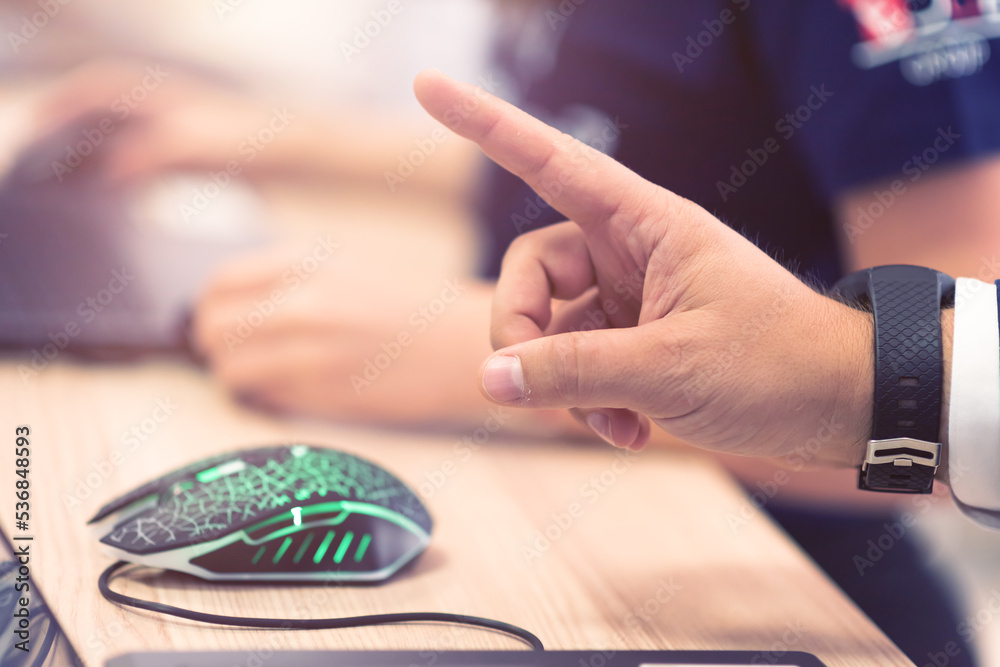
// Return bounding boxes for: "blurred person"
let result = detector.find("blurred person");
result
[4,0,500,422]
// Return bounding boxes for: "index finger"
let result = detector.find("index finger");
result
[413,69,650,231]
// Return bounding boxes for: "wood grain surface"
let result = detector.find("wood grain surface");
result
[0,358,915,666]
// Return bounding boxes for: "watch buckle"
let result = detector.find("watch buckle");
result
[863,438,941,470]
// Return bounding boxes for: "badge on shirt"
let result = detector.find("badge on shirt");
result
[840,0,1000,85]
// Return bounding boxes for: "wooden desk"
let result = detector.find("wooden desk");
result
[0,358,915,666]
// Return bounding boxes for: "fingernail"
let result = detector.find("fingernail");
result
[482,355,525,403]
[586,412,615,447]
[627,438,647,452]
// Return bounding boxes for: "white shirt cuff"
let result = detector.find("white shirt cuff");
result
[948,277,1000,522]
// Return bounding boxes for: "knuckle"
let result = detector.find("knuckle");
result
[490,325,515,352]
[524,140,559,182]
[502,222,582,275]
[504,232,539,261]
[547,330,597,406]
[543,221,586,253]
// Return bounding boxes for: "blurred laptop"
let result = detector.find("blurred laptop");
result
[0,113,268,355]
[0,527,83,666]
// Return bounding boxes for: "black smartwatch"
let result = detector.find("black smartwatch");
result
[833,265,954,494]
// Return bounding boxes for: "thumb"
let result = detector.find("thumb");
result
[479,326,677,414]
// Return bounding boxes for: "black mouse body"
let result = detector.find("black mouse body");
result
[88,445,432,582]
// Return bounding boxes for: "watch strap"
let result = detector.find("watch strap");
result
[870,268,949,442]
[835,265,953,493]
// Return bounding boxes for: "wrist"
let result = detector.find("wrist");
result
[828,298,875,469]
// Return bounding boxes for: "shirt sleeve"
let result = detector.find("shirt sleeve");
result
[948,277,1000,528]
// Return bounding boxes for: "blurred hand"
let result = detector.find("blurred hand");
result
[415,70,873,465]
[30,58,478,197]
[32,58,290,182]
[192,242,495,424]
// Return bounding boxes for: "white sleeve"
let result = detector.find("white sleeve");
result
[948,277,1000,528]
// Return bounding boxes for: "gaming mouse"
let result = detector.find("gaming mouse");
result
[88,444,432,582]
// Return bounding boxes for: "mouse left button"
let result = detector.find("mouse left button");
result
[88,481,166,525]
[86,448,256,524]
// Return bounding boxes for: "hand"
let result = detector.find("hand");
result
[32,58,291,182]
[414,70,874,465]
[30,58,477,196]
[192,242,496,424]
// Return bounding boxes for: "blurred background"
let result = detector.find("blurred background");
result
[3,2,1000,666]
[0,0,493,106]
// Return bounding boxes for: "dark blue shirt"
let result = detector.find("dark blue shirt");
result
[477,0,1000,286]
